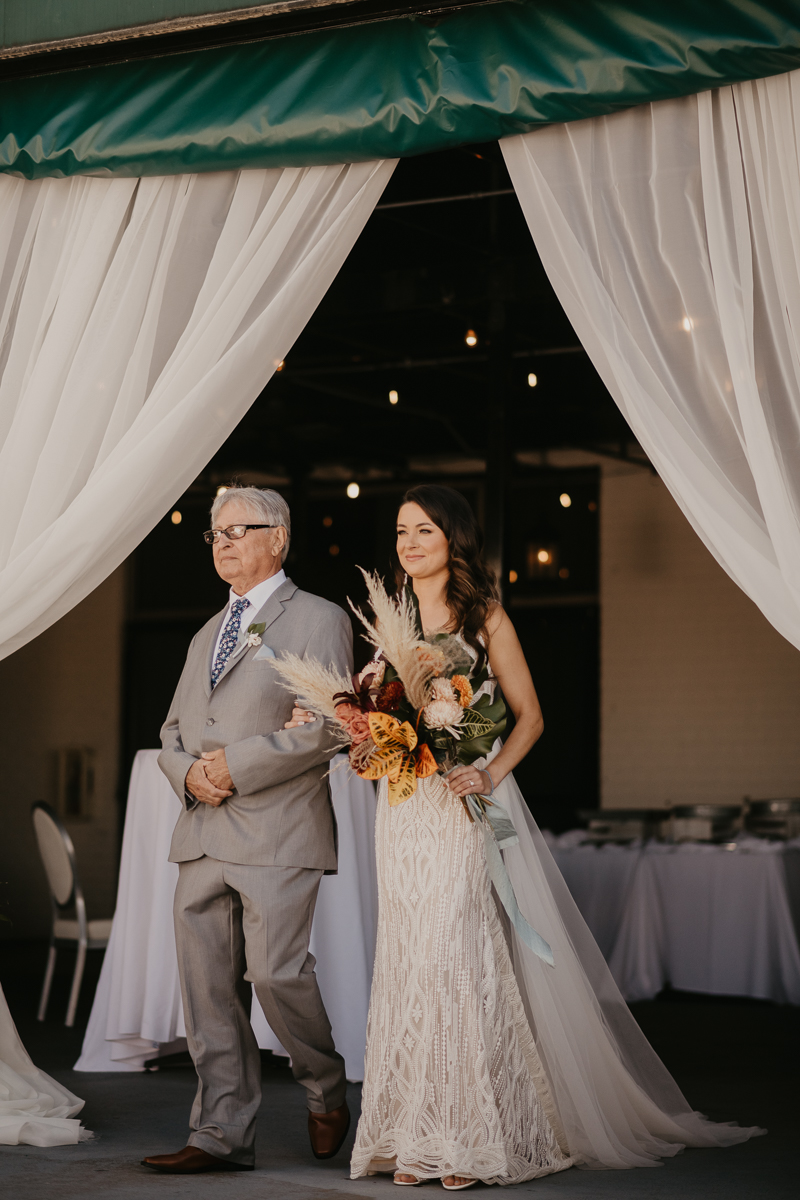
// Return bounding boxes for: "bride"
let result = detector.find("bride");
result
[289,483,761,1189]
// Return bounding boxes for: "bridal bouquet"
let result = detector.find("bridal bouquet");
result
[271,570,554,965]
[270,570,506,807]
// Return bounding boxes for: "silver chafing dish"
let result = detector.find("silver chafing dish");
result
[745,798,800,840]
[669,804,742,843]
[577,809,666,844]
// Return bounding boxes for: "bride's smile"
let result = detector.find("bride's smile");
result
[396,502,450,580]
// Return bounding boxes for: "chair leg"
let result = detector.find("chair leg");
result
[66,940,87,1027]
[38,944,57,1022]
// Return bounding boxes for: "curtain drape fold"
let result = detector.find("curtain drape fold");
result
[0,160,395,659]
[502,68,800,650]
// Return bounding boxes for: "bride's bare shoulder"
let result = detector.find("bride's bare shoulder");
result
[485,601,510,641]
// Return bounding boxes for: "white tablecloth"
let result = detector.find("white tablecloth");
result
[75,751,378,1079]
[608,841,800,1003]
[550,842,642,959]
[550,836,800,1004]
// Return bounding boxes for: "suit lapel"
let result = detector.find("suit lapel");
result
[213,578,297,690]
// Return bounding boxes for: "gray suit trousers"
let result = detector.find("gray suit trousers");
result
[174,856,347,1164]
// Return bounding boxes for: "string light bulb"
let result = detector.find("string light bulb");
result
[559,493,572,508]
[346,482,360,499]
[527,373,538,388]
[682,316,694,332]
[465,329,478,347]
[216,486,229,496]
[171,510,182,525]
[389,390,399,405]
[537,549,551,564]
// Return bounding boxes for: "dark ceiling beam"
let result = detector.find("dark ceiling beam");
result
[375,187,516,211]
[281,374,477,456]
[284,346,584,375]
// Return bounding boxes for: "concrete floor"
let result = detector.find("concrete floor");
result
[0,941,797,1199]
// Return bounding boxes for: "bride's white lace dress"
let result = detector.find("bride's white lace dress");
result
[0,983,90,1146]
[352,637,763,1183]
[350,766,571,1185]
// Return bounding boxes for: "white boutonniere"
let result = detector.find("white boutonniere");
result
[244,621,266,648]
[245,633,262,647]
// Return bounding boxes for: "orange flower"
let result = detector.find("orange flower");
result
[451,675,474,708]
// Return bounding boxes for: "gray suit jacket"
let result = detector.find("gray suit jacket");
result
[159,578,353,871]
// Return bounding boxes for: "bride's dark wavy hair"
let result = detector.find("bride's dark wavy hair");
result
[396,484,499,668]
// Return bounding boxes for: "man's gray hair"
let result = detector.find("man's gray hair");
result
[211,486,291,564]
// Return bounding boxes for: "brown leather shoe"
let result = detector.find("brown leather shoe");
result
[141,1145,254,1173]
[307,1101,351,1160]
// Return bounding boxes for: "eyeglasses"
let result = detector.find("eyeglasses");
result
[203,524,275,545]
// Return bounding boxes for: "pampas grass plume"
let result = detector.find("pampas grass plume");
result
[269,654,352,735]
[349,568,438,710]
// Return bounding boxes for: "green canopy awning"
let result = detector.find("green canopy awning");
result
[3,0,800,178]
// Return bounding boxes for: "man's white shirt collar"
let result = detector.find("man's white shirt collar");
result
[228,569,287,629]
[211,570,286,681]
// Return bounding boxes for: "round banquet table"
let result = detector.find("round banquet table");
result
[75,750,378,1080]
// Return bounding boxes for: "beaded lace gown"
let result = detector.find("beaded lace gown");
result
[350,661,572,1185]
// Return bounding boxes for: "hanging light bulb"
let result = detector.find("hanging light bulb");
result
[527,372,538,388]
[559,493,572,508]
[216,486,229,496]
[465,329,478,347]
[389,390,399,405]
[171,510,182,525]
[346,482,360,499]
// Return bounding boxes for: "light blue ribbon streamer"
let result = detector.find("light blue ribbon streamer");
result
[464,793,554,968]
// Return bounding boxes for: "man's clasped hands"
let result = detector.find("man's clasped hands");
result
[186,750,234,807]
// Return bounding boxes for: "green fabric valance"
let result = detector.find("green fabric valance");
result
[3,0,800,178]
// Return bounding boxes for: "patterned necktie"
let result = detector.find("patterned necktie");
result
[211,598,250,688]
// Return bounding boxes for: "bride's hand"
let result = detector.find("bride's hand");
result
[446,765,490,798]
[284,703,316,729]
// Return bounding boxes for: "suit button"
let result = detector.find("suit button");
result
[206,718,215,726]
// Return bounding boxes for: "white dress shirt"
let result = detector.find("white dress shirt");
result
[212,569,287,667]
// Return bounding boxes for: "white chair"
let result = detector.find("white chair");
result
[32,802,113,1027]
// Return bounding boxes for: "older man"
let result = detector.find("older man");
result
[143,486,353,1174]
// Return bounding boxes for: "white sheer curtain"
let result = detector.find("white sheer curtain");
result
[502,69,800,650]
[0,160,395,659]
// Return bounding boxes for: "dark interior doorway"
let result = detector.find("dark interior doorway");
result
[122,143,632,830]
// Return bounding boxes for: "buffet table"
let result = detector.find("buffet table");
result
[608,840,800,1003]
[75,751,378,1080]
[551,836,800,1004]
